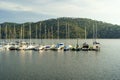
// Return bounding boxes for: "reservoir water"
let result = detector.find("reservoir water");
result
[0,39,120,80]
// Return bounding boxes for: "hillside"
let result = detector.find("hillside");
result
[0,17,120,39]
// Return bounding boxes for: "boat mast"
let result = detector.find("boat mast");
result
[8,26,10,41]
[93,22,97,42]
[95,22,97,40]
[93,23,95,42]
[14,24,16,41]
[0,25,1,41]
[20,25,22,41]
[68,23,70,39]
[29,23,31,45]
[23,24,25,41]
[85,26,87,41]
[8,25,12,42]
[47,29,50,39]
[36,24,37,39]
[57,19,59,42]
[67,23,70,45]
[66,23,67,39]
[39,23,42,44]
[45,25,46,39]
[0,25,3,45]
[51,26,53,44]
[5,24,7,42]
[65,23,67,45]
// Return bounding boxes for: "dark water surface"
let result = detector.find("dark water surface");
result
[0,39,120,80]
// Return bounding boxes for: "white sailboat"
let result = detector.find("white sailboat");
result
[64,23,73,51]
[17,41,27,50]
[0,25,3,50]
[3,24,12,50]
[92,22,100,51]
[17,24,27,50]
[34,23,45,51]
[51,19,64,51]
[9,24,19,50]
[25,23,35,50]
[49,26,56,50]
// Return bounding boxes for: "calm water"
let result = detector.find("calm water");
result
[0,39,120,80]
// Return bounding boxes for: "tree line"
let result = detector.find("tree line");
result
[0,17,120,39]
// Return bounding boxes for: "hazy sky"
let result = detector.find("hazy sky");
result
[0,0,120,24]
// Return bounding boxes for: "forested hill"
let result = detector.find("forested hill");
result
[0,17,120,39]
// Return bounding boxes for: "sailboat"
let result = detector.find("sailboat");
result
[34,23,45,51]
[51,19,64,51]
[92,22,100,51]
[25,23,35,50]
[43,25,50,50]
[0,25,3,50]
[16,24,28,50]
[81,26,89,51]
[64,23,73,51]
[9,24,19,50]
[49,26,57,50]
[71,38,81,51]
[44,28,52,50]
[3,24,12,50]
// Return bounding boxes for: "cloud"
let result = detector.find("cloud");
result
[0,10,55,23]
[0,0,120,24]
[0,1,33,11]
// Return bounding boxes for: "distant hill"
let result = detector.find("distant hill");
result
[0,17,120,39]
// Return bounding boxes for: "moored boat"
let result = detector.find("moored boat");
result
[81,42,89,51]
[16,41,27,50]
[51,43,64,51]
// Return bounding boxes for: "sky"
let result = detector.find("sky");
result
[0,0,120,24]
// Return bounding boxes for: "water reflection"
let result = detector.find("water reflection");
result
[1,39,120,80]
[18,50,26,54]
[18,50,26,67]
[38,50,44,54]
